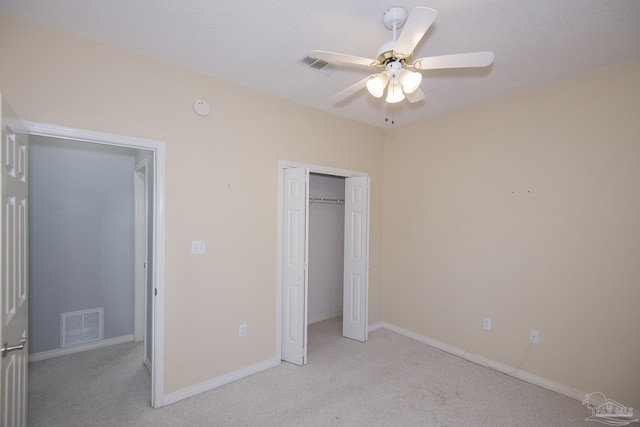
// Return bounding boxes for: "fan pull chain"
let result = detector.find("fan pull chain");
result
[385,106,396,125]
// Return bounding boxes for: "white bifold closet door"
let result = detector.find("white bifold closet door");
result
[281,167,309,366]
[282,168,369,366]
[342,176,369,342]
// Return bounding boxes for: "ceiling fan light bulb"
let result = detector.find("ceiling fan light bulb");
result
[385,81,405,103]
[399,70,422,94]
[366,73,390,98]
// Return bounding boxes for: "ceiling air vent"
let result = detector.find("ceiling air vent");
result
[299,56,336,75]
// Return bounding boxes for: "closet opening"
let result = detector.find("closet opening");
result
[278,161,369,366]
[307,173,345,344]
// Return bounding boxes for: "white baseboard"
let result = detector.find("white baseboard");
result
[368,321,384,332]
[159,322,592,408]
[308,310,342,325]
[380,322,588,403]
[29,334,135,362]
[163,357,281,406]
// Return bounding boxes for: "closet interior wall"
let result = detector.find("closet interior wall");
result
[308,173,345,324]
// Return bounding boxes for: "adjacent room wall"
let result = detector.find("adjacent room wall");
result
[0,13,385,396]
[308,174,345,324]
[383,60,640,408]
[29,136,136,353]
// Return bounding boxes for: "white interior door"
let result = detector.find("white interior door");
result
[343,176,369,342]
[0,94,29,427]
[281,167,309,365]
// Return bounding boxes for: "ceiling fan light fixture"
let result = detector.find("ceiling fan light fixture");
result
[398,69,422,94]
[385,78,405,103]
[315,6,494,108]
[366,73,390,98]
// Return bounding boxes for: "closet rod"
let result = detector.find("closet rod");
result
[310,197,345,205]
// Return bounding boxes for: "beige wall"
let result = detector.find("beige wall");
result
[0,13,385,394]
[383,60,640,408]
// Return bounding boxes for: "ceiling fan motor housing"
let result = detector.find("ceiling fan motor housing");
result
[376,45,412,65]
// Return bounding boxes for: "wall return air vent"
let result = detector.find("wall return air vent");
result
[60,308,104,347]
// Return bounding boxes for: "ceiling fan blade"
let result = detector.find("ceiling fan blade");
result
[333,75,377,103]
[406,87,426,103]
[412,51,495,71]
[393,7,437,59]
[309,50,380,68]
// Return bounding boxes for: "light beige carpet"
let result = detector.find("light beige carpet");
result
[29,318,592,426]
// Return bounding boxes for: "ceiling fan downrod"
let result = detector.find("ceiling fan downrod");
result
[376,6,408,64]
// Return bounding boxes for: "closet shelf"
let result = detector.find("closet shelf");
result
[310,197,345,205]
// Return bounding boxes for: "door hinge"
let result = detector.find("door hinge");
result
[154,288,157,296]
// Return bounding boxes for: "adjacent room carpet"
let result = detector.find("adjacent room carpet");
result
[29,317,591,426]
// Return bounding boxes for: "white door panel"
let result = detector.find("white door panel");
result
[281,168,308,365]
[343,176,369,342]
[0,94,28,427]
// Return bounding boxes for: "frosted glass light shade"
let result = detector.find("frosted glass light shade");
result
[366,73,390,98]
[398,70,422,94]
[385,80,405,103]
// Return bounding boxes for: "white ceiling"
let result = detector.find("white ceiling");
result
[1,1,639,128]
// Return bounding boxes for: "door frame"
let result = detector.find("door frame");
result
[134,160,148,344]
[276,160,369,363]
[23,121,166,408]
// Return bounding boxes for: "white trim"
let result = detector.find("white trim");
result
[278,160,367,179]
[24,121,162,150]
[152,133,166,408]
[276,160,369,364]
[364,176,370,341]
[276,166,283,362]
[23,120,166,408]
[162,357,280,406]
[134,160,148,343]
[29,334,134,362]
[367,321,384,332]
[379,322,589,403]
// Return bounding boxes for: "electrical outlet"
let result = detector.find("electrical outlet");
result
[191,240,206,254]
[483,317,491,330]
[239,324,247,337]
[530,329,540,343]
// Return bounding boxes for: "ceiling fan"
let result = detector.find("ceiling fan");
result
[309,6,494,104]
